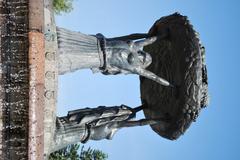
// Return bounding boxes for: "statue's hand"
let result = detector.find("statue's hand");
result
[97,34,172,87]
[102,36,157,75]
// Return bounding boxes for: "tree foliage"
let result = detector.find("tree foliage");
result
[49,144,108,160]
[53,0,74,14]
[79,146,108,160]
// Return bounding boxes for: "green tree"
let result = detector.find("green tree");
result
[49,144,108,160]
[79,146,108,160]
[53,0,74,14]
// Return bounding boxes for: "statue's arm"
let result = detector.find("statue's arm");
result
[50,104,137,152]
[57,27,172,86]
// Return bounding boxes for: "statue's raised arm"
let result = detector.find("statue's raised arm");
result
[52,104,164,153]
[57,27,172,87]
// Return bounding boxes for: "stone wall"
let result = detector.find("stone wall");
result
[0,0,29,159]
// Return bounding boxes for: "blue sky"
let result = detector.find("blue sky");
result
[56,0,240,159]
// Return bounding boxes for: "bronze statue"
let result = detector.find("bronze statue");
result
[46,13,208,155]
